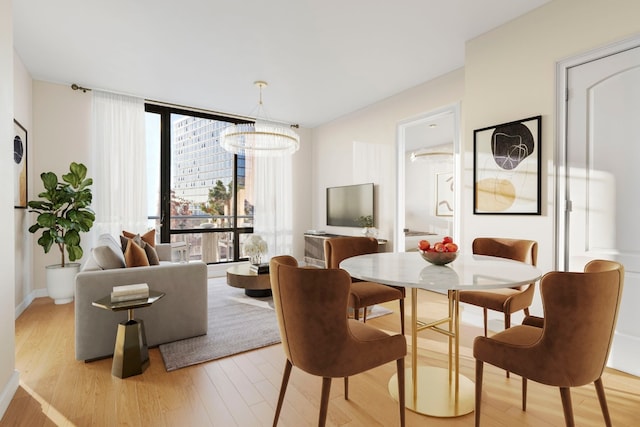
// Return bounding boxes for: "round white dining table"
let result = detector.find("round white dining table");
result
[340,251,543,417]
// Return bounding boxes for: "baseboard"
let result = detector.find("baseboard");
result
[207,263,237,278]
[15,288,48,320]
[609,331,640,377]
[0,370,19,420]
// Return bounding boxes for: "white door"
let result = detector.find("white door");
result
[563,43,640,375]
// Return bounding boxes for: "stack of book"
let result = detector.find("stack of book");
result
[250,262,269,274]
[111,283,150,303]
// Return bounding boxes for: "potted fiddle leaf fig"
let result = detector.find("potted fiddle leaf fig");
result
[28,162,95,304]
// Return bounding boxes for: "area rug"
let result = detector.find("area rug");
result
[159,277,281,371]
[158,276,394,371]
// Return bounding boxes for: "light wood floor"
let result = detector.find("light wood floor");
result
[4,285,640,426]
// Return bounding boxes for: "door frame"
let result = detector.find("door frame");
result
[555,35,640,271]
[395,103,461,252]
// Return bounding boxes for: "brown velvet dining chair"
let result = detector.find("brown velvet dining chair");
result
[269,255,407,427]
[474,260,625,427]
[324,237,406,334]
[459,237,538,337]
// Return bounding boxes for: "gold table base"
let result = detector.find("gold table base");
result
[390,288,474,417]
[389,366,475,417]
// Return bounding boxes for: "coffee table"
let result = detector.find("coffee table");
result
[226,264,272,297]
[92,290,165,378]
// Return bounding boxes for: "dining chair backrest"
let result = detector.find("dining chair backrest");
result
[537,260,624,386]
[472,237,538,290]
[269,255,353,377]
[324,237,378,270]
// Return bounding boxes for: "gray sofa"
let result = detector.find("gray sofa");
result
[75,234,208,361]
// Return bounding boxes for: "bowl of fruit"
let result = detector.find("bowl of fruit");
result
[418,237,459,265]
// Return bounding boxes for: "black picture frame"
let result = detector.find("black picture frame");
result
[13,119,28,209]
[473,115,541,215]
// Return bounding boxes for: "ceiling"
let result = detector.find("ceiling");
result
[13,0,550,128]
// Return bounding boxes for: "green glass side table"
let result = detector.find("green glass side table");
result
[92,290,165,378]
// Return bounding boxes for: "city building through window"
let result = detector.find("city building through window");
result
[145,104,256,263]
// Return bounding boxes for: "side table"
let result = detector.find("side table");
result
[92,290,165,378]
[226,264,271,297]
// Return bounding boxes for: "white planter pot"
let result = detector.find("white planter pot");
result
[45,263,80,304]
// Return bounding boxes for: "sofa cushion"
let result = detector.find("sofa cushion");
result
[123,229,156,247]
[123,238,150,267]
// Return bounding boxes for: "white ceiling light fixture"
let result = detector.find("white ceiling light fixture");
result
[410,144,454,162]
[219,81,300,157]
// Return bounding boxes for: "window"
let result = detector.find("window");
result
[145,104,256,263]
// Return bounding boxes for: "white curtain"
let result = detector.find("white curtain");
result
[253,155,293,259]
[91,91,147,241]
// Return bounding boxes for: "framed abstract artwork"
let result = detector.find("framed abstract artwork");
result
[473,116,541,215]
[13,119,28,209]
[436,172,454,216]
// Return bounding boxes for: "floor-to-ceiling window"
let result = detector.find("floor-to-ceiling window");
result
[145,104,255,263]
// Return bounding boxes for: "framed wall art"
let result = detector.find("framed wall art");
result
[13,119,28,209]
[473,115,541,215]
[436,172,454,216]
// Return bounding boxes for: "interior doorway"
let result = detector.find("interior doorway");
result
[557,36,640,376]
[395,104,461,252]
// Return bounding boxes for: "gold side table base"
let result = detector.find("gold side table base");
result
[112,319,149,379]
[388,366,475,417]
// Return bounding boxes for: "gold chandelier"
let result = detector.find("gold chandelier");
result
[219,81,300,157]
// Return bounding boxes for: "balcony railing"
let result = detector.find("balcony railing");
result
[147,214,254,264]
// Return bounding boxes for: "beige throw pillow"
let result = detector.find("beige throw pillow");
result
[92,245,126,269]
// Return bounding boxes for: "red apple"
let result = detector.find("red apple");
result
[433,242,445,252]
[442,236,453,244]
[444,242,458,253]
[418,240,430,251]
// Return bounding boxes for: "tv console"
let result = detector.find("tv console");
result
[303,233,387,268]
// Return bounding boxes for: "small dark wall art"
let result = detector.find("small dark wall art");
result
[473,116,541,215]
[14,119,28,208]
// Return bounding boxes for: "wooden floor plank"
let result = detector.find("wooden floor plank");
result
[4,292,640,426]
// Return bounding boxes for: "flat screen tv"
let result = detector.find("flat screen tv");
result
[326,183,374,227]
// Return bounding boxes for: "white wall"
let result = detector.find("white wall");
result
[30,81,93,294]
[463,0,640,274]
[0,0,19,418]
[463,0,640,325]
[312,69,465,247]
[13,52,34,315]
[404,151,453,236]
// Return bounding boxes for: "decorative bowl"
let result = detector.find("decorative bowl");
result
[419,250,458,266]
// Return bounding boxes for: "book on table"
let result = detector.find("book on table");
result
[111,283,149,303]
[250,263,270,274]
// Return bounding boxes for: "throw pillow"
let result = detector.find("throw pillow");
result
[123,238,150,267]
[144,242,160,265]
[92,245,126,269]
[123,229,156,247]
[120,234,160,266]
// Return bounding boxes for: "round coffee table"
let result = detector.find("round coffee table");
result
[226,264,272,297]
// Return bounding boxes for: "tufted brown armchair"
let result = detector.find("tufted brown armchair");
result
[269,255,407,427]
[473,260,624,427]
[324,237,405,334]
